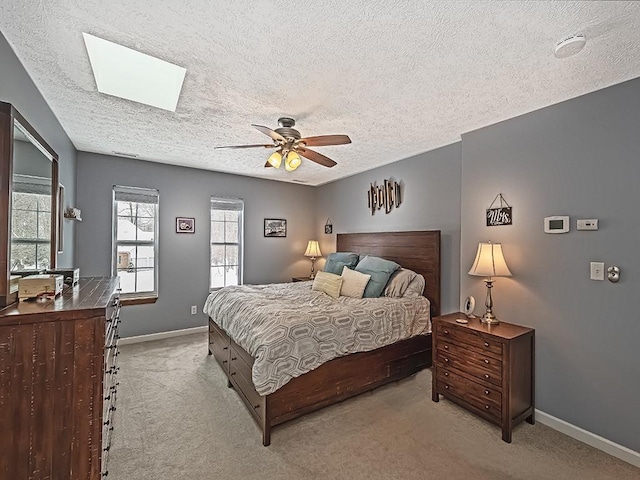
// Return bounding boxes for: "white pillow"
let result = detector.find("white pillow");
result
[312,271,343,299]
[340,266,371,298]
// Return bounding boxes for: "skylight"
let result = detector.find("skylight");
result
[83,33,186,112]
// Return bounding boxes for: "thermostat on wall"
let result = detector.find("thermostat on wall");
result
[544,216,570,234]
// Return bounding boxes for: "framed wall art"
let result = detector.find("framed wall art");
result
[264,218,287,237]
[176,217,195,233]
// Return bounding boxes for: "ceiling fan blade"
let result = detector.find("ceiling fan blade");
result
[252,124,286,143]
[214,144,276,150]
[297,146,337,168]
[299,134,351,147]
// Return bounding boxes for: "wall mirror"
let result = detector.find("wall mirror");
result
[0,102,58,307]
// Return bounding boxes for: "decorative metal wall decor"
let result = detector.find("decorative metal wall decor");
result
[367,179,402,215]
[486,193,513,226]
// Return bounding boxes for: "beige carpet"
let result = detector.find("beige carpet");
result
[108,333,639,480]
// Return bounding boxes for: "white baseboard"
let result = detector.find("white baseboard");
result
[119,325,208,345]
[536,409,640,468]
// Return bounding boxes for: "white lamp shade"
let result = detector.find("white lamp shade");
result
[304,240,322,257]
[468,242,511,277]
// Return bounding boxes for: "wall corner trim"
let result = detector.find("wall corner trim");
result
[118,325,207,345]
[535,409,640,468]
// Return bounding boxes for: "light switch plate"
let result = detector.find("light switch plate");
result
[590,262,605,281]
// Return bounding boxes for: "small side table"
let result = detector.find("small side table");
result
[432,312,535,443]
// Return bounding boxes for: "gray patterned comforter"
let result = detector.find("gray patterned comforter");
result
[203,281,431,395]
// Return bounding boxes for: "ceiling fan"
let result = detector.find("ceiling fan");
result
[215,117,351,171]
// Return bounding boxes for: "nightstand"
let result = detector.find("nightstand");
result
[431,312,535,443]
[292,276,312,282]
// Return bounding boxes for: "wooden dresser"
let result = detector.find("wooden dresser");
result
[432,312,535,442]
[0,277,121,479]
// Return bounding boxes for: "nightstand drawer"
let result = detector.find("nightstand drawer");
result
[436,349,502,386]
[437,324,503,358]
[437,368,502,411]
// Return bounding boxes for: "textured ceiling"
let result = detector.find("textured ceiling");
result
[1,1,640,186]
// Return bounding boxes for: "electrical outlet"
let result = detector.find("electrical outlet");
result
[190,305,197,315]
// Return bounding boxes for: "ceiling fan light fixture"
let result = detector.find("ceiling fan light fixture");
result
[267,151,282,168]
[285,151,302,171]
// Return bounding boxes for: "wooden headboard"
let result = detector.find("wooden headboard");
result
[336,230,441,317]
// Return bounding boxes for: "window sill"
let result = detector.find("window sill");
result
[121,296,158,306]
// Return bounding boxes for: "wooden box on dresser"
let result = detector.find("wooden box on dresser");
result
[0,277,121,479]
[432,312,535,443]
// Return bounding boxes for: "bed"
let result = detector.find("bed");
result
[205,230,441,445]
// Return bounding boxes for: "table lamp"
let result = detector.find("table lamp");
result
[304,240,322,279]
[468,242,512,324]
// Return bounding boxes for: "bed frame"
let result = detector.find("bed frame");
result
[207,230,441,445]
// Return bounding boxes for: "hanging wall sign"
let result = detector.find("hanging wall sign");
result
[486,193,512,226]
[368,179,402,215]
[324,218,333,234]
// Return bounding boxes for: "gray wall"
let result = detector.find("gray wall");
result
[0,32,77,266]
[76,152,317,338]
[460,77,640,452]
[316,143,462,314]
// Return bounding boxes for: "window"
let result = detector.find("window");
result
[210,197,243,289]
[10,175,52,270]
[112,186,159,296]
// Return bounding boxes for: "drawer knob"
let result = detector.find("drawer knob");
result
[444,357,449,363]
[231,357,237,361]
[484,390,490,395]
[444,385,450,390]
[222,360,228,364]
[484,359,490,364]
[484,342,489,347]
[444,372,449,377]
[223,347,228,350]
[444,330,449,335]
[254,404,260,410]
[484,374,490,379]
[485,405,490,410]
[231,372,236,376]
[444,345,449,350]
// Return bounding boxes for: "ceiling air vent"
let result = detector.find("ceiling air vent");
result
[112,151,139,158]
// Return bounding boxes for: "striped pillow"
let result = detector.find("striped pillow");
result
[311,271,343,299]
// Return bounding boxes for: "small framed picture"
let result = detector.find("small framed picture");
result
[176,217,195,233]
[264,218,287,237]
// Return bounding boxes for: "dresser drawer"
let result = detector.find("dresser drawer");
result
[437,324,502,358]
[437,368,501,412]
[229,352,262,415]
[209,320,230,369]
[436,349,502,386]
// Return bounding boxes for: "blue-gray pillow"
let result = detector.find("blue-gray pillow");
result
[355,255,400,298]
[324,252,359,275]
